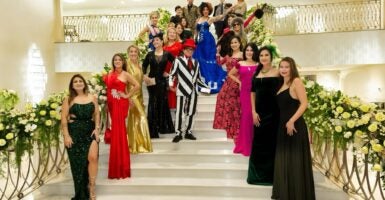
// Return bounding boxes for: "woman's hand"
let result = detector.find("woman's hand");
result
[252,112,261,127]
[64,134,73,148]
[238,82,242,90]
[286,120,297,136]
[118,91,129,99]
[91,129,100,143]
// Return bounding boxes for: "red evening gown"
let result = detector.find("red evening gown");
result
[104,72,131,179]
[164,41,182,109]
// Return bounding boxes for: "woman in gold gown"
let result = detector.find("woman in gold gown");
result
[126,45,153,153]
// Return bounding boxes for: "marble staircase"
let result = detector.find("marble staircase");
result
[28,95,350,200]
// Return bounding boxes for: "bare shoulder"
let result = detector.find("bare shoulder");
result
[292,77,303,85]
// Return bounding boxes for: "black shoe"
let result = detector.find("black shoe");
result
[172,134,183,143]
[184,133,197,140]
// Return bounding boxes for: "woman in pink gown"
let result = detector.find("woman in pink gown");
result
[228,43,258,156]
[104,53,139,179]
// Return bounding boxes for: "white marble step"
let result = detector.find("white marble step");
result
[37,176,349,200]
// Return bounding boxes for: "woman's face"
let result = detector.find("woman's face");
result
[230,38,240,51]
[279,61,291,78]
[176,24,183,35]
[150,14,158,26]
[128,47,139,61]
[168,29,177,41]
[245,46,254,60]
[72,77,85,91]
[113,55,123,69]
[181,18,187,27]
[153,37,163,48]
[259,49,272,65]
[203,7,210,17]
[233,22,241,32]
[227,16,234,26]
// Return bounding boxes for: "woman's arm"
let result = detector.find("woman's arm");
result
[61,97,73,148]
[251,92,260,126]
[286,78,308,135]
[138,26,149,38]
[126,72,140,98]
[228,67,241,85]
[91,95,101,141]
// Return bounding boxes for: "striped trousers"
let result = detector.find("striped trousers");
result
[175,90,198,135]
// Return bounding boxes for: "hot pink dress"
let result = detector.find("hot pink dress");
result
[233,63,257,156]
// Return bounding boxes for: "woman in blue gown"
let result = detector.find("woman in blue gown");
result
[193,2,229,93]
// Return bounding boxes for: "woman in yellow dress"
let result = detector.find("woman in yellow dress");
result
[126,45,153,153]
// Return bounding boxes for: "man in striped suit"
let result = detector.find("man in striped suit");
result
[169,38,210,143]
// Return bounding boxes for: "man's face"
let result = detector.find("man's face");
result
[183,47,194,57]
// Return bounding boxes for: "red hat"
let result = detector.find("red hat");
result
[183,38,196,49]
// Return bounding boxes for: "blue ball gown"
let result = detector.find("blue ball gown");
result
[193,21,226,94]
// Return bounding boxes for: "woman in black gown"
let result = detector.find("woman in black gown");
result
[247,46,281,185]
[142,32,175,138]
[61,74,100,200]
[272,57,315,200]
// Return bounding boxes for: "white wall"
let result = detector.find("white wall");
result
[0,0,63,102]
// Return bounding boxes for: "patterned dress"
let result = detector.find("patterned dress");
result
[67,102,95,200]
[213,56,241,139]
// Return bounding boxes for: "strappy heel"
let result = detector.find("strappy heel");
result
[89,176,96,200]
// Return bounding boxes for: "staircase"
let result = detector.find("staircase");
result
[29,94,349,200]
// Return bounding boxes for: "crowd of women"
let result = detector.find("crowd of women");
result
[60,1,316,199]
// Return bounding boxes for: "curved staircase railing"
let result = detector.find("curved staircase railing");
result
[0,138,68,200]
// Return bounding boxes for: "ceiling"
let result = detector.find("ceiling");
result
[62,0,364,15]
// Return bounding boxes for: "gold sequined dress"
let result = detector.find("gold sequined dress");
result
[127,60,153,153]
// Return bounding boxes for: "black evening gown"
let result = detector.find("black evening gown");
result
[67,102,95,200]
[272,88,316,200]
[142,51,175,138]
[247,76,281,185]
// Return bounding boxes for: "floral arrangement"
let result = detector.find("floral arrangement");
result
[303,79,385,175]
[246,4,281,64]
[0,89,19,111]
[134,8,171,62]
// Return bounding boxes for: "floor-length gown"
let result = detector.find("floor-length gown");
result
[67,102,95,200]
[272,88,315,200]
[247,76,281,185]
[213,56,241,139]
[127,62,153,153]
[164,41,182,109]
[143,51,175,138]
[233,64,257,156]
[104,72,131,179]
[193,21,226,94]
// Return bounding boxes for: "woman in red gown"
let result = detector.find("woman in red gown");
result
[163,26,183,109]
[104,53,139,179]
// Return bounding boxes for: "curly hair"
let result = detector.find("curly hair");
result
[199,2,213,16]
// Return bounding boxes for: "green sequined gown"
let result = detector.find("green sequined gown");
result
[67,102,95,200]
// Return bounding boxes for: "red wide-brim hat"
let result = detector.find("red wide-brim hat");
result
[183,38,196,49]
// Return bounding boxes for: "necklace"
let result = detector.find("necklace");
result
[261,68,271,74]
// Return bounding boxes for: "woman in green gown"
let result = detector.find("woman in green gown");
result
[126,45,153,153]
[61,74,100,200]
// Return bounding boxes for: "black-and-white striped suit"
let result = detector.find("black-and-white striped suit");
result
[169,56,210,135]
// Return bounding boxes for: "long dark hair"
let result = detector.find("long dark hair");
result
[280,57,300,85]
[254,46,273,77]
[111,53,127,72]
[229,35,243,57]
[242,43,259,61]
[68,74,89,105]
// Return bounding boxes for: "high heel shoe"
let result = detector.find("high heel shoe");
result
[89,176,96,200]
